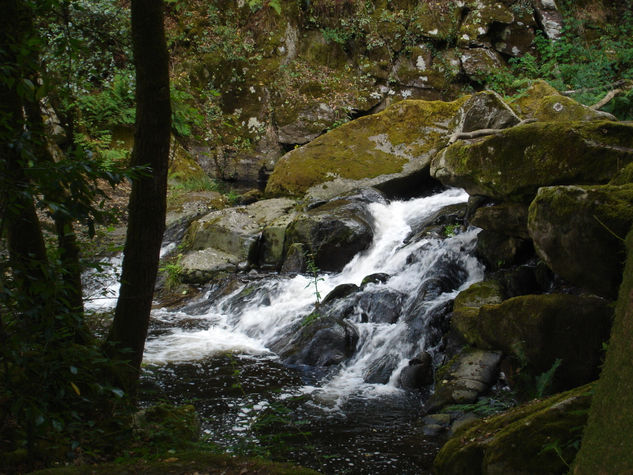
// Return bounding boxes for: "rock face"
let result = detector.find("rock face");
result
[265,98,466,200]
[574,229,633,473]
[434,383,593,475]
[452,293,613,390]
[432,121,633,202]
[528,184,633,299]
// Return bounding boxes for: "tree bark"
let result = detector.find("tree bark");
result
[106,0,171,393]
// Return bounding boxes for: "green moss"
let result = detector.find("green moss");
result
[434,383,594,475]
[509,80,561,118]
[533,95,611,122]
[266,98,467,196]
[573,228,633,473]
[433,120,633,202]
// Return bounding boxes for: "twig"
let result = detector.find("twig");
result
[448,119,537,144]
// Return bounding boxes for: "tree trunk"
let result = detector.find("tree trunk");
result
[106,0,171,393]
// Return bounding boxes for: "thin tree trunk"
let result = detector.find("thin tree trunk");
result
[106,0,171,393]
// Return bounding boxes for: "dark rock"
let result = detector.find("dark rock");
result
[452,91,521,134]
[398,351,433,390]
[281,242,306,273]
[363,354,400,384]
[322,283,360,306]
[272,317,359,367]
[360,272,390,288]
[470,202,529,239]
[475,229,533,271]
[528,184,633,299]
[452,293,613,391]
[357,288,405,324]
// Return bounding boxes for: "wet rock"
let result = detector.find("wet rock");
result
[452,293,613,390]
[432,121,633,203]
[265,98,467,200]
[528,184,633,298]
[322,283,360,306]
[364,354,400,384]
[258,213,296,270]
[357,288,405,324]
[398,352,433,390]
[273,316,359,367]
[427,349,502,411]
[180,248,239,283]
[360,272,390,288]
[434,383,593,475]
[284,198,374,272]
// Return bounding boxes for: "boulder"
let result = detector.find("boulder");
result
[451,91,521,134]
[398,351,434,390]
[186,198,297,260]
[532,95,616,122]
[533,0,564,40]
[470,202,530,239]
[284,197,375,272]
[321,283,360,306]
[452,294,613,390]
[357,288,405,324]
[280,242,307,273]
[265,98,467,200]
[180,248,240,283]
[364,354,401,384]
[434,383,593,475]
[528,184,633,298]
[508,79,560,118]
[458,1,515,47]
[431,121,633,203]
[272,316,359,367]
[427,349,502,410]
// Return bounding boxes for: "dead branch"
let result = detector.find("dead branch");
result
[448,119,537,144]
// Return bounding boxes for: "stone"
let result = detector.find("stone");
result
[459,48,506,82]
[357,288,405,324]
[532,95,616,122]
[398,351,434,390]
[431,121,633,203]
[509,79,561,118]
[475,229,533,271]
[284,197,375,272]
[451,91,521,134]
[281,242,307,273]
[427,349,502,410]
[265,98,467,200]
[180,248,239,283]
[470,202,530,239]
[528,184,633,298]
[533,0,564,40]
[321,283,360,306]
[434,383,593,475]
[452,294,613,390]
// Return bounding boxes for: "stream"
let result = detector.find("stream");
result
[87,188,484,474]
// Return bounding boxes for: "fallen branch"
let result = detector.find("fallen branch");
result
[561,80,628,96]
[448,119,537,144]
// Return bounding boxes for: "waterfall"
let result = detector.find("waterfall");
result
[142,188,484,406]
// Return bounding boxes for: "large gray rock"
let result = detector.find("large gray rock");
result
[427,349,502,410]
[528,184,633,298]
[451,91,521,134]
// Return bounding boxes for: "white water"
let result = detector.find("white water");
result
[141,188,484,404]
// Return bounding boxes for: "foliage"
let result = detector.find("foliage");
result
[159,255,184,292]
[444,396,515,417]
[486,0,633,119]
[304,252,324,306]
[535,358,562,399]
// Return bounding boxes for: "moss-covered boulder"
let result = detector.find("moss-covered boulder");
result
[508,79,560,118]
[431,121,633,202]
[528,184,633,298]
[452,294,612,390]
[573,228,633,473]
[265,98,467,200]
[475,230,533,271]
[459,48,506,83]
[434,383,593,475]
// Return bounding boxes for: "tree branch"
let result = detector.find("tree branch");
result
[448,119,537,144]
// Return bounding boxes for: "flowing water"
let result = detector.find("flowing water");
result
[87,188,484,474]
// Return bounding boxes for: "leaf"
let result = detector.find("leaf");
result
[70,381,81,396]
